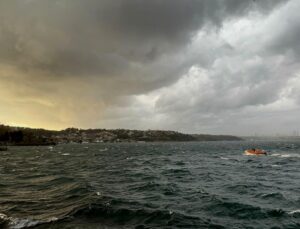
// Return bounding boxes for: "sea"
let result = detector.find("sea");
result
[0,140,299,229]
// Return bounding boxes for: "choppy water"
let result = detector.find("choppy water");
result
[0,141,300,229]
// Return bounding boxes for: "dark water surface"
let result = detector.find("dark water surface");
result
[0,141,300,229]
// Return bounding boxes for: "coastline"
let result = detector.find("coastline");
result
[0,124,242,146]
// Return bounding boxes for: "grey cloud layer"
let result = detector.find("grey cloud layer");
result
[0,0,299,134]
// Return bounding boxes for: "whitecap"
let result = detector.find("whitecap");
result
[0,214,41,229]
[270,153,281,157]
[0,213,9,223]
[288,209,300,215]
[220,157,229,160]
[9,218,40,229]
[1,214,59,229]
[281,154,291,158]
[62,153,70,156]
[270,153,300,158]
[281,154,300,158]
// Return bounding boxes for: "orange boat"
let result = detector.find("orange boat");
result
[244,149,267,156]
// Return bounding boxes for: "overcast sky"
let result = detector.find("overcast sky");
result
[0,0,300,135]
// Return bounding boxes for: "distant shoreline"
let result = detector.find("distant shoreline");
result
[0,124,243,146]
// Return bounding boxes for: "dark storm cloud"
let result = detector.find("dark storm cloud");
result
[99,0,285,40]
[0,0,285,80]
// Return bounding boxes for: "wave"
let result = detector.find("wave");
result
[62,201,226,228]
[0,198,223,229]
[288,209,300,217]
[255,192,286,200]
[204,197,287,220]
[0,213,58,229]
[2,195,299,229]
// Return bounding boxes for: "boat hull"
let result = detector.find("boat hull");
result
[244,150,267,156]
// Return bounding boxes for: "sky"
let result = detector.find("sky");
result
[0,0,300,136]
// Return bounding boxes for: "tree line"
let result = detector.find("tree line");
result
[0,125,55,146]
